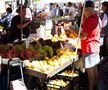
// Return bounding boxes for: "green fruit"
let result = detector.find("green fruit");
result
[42,45,53,57]
[38,49,46,59]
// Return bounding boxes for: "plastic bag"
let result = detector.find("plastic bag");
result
[74,57,85,73]
[10,79,27,90]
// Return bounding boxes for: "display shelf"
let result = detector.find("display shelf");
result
[24,59,73,80]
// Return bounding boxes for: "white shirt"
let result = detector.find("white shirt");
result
[68,6,75,20]
[25,8,32,20]
[102,13,108,28]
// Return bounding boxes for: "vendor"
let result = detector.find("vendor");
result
[65,1,101,90]
[9,5,32,43]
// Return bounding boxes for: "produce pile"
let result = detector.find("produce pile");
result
[65,30,78,39]
[0,38,77,60]
[47,79,69,89]
[59,70,79,77]
[24,47,77,74]
[0,42,53,60]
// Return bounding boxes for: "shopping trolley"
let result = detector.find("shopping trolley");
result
[7,58,27,90]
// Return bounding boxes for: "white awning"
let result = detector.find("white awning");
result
[0,0,6,13]
[37,0,84,3]
[4,0,13,1]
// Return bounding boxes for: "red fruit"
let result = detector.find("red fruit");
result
[0,50,5,58]
[20,50,26,60]
[5,50,12,59]
[33,51,40,60]
[11,47,19,58]
[25,49,33,60]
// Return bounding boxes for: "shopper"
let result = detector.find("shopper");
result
[51,4,60,18]
[9,5,32,42]
[65,1,101,90]
[101,1,108,58]
[0,7,14,30]
[67,2,75,21]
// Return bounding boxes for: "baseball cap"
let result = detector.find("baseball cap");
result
[85,1,94,8]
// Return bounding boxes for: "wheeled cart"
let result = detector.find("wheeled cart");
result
[7,58,27,90]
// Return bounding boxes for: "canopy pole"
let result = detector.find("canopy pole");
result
[75,0,86,59]
[98,0,101,16]
[20,0,23,41]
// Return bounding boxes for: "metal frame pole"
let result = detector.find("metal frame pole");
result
[21,0,23,41]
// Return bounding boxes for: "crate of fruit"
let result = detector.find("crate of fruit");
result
[46,76,71,90]
[24,59,73,80]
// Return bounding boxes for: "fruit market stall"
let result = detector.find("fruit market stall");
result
[0,18,81,89]
[0,38,79,89]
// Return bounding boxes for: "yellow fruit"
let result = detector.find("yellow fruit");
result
[45,57,49,60]
[54,34,58,38]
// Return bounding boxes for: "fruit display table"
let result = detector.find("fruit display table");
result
[0,28,80,89]
[23,44,77,89]
[24,58,79,90]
